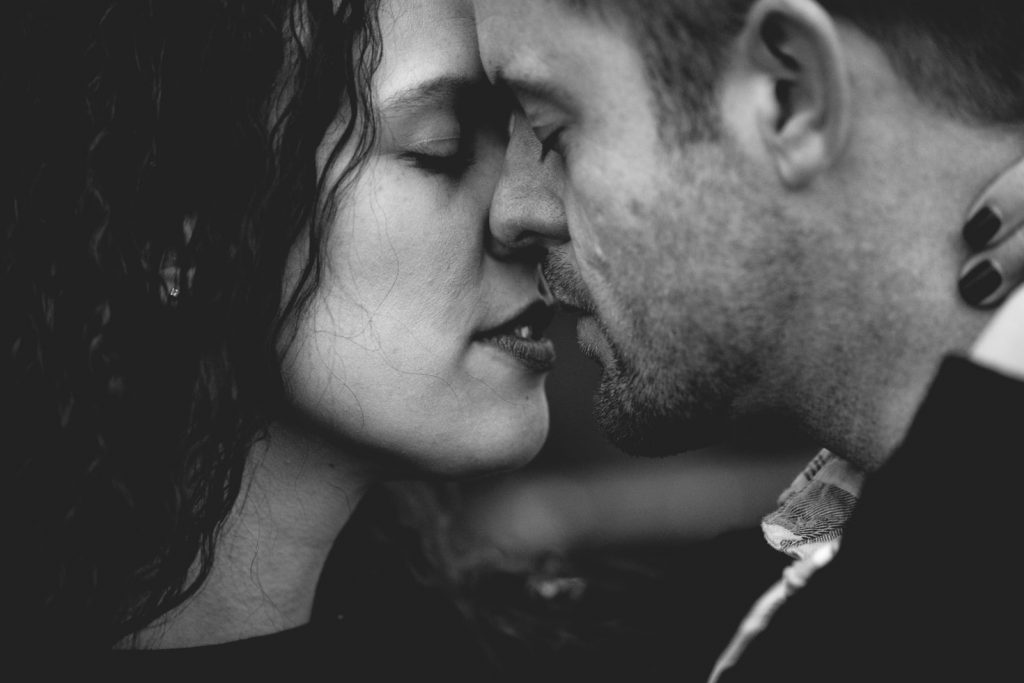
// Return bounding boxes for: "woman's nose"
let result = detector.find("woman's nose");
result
[488,112,568,261]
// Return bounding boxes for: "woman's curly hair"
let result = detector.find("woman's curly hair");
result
[1,0,381,648]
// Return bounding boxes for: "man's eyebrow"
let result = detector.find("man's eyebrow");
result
[492,67,572,106]
[381,75,481,115]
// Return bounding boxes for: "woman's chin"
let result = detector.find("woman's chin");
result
[431,445,544,479]
[477,432,547,475]
[418,407,550,479]
[287,373,551,480]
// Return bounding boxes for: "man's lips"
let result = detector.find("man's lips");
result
[555,298,594,316]
[541,252,595,315]
[575,313,609,365]
[545,277,595,316]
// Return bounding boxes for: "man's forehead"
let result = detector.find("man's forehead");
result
[475,0,624,80]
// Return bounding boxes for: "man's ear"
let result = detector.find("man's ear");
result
[732,0,851,188]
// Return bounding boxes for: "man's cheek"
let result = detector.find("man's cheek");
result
[565,189,611,268]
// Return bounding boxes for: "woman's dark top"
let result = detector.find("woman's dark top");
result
[102,489,500,681]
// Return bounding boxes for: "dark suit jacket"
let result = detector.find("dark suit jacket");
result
[719,357,1023,682]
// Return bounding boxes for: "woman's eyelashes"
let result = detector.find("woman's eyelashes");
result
[401,136,475,176]
[394,89,512,178]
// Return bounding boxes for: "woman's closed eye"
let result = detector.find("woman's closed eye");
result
[400,135,475,177]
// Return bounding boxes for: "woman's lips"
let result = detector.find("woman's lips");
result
[475,300,557,372]
[481,332,557,373]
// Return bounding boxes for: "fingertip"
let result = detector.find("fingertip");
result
[959,258,1006,308]
[962,206,1002,251]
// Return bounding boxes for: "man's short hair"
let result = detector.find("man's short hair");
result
[566,0,1024,141]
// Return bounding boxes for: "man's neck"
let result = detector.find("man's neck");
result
[794,114,1024,471]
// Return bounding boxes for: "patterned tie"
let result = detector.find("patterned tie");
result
[708,450,866,683]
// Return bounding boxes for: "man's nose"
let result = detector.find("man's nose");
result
[488,112,568,261]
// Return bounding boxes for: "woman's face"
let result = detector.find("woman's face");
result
[281,0,554,477]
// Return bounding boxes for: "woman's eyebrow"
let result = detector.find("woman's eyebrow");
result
[381,74,481,115]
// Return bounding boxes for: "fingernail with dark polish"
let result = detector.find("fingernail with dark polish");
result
[963,207,1001,250]
[958,259,1003,306]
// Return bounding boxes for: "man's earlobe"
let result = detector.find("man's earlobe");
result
[741,0,851,188]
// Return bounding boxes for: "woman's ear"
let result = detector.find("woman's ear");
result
[730,0,851,188]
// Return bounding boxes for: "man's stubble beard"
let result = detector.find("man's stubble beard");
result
[544,251,743,457]
[590,315,745,457]
[546,138,786,457]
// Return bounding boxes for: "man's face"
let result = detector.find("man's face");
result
[477,0,805,455]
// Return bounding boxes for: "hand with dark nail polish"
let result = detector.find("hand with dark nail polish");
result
[962,207,1001,251]
[960,159,1024,308]
[958,260,1003,308]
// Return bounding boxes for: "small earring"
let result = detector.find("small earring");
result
[160,215,197,306]
[160,249,183,304]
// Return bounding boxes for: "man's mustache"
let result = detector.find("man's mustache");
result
[542,250,595,315]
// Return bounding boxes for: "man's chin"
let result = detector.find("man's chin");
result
[592,373,730,457]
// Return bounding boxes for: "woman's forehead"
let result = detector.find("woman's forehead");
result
[375,0,482,105]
